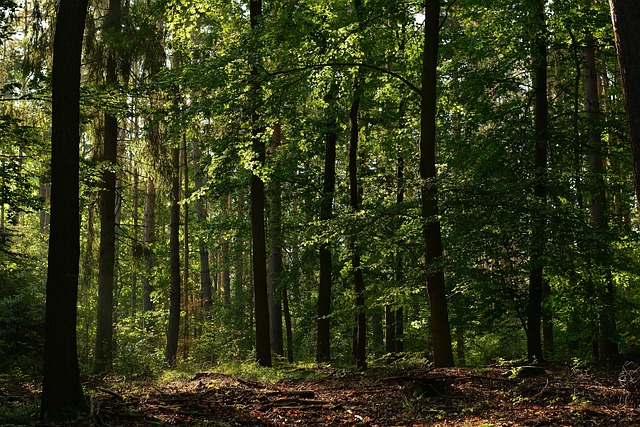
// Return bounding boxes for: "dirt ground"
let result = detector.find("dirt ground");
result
[3,365,640,426]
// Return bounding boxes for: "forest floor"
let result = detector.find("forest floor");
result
[3,363,640,426]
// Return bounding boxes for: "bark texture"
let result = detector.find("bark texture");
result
[94,0,121,374]
[527,0,548,363]
[608,0,640,216]
[40,0,89,420]
[420,0,454,368]
[250,0,272,367]
[316,89,337,363]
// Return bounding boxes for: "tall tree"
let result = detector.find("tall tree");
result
[349,84,366,368]
[181,134,190,359]
[165,145,181,367]
[268,124,284,357]
[249,0,271,367]
[192,139,213,316]
[317,88,338,363]
[40,0,89,420]
[94,0,121,375]
[421,0,454,368]
[527,0,548,363]
[142,177,156,318]
[584,31,618,359]
[387,155,405,354]
[608,0,640,216]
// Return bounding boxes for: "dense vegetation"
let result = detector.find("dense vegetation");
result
[1,0,640,421]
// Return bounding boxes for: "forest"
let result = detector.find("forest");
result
[2,0,640,424]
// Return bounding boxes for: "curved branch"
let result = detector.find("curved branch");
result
[265,62,421,96]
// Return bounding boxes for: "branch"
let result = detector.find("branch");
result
[265,62,421,96]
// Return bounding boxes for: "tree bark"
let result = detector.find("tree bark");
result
[40,0,89,420]
[527,0,548,363]
[165,146,181,367]
[269,124,284,357]
[250,0,272,368]
[222,195,231,306]
[584,31,618,359]
[608,0,640,217]
[387,155,405,354]
[349,86,366,368]
[94,0,121,375]
[142,177,156,317]
[421,0,454,368]
[316,88,338,363]
[131,170,139,316]
[191,139,213,316]
[181,135,190,360]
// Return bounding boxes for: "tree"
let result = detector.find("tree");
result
[94,0,121,375]
[40,0,89,421]
[269,124,284,357]
[584,30,618,359]
[349,84,366,368]
[192,139,213,316]
[526,0,548,363]
[317,87,338,363]
[165,144,181,367]
[142,177,156,319]
[608,0,640,215]
[249,0,272,368]
[421,0,454,368]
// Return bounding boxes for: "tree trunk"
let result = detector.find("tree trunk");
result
[39,178,50,233]
[421,0,454,368]
[542,279,553,359]
[131,170,139,316]
[317,88,338,363]
[94,0,121,375]
[191,139,213,316]
[250,0,271,368]
[40,0,89,420]
[527,0,548,363]
[165,146,181,367]
[269,124,284,357]
[349,86,366,368]
[387,155,405,354]
[283,286,293,363]
[608,0,640,217]
[222,195,231,306]
[584,31,618,359]
[142,177,156,317]
[181,135,190,360]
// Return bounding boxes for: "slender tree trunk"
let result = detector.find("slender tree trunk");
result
[608,0,640,218]
[191,139,213,316]
[542,279,553,359]
[80,205,95,366]
[584,31,618,359]
[249,0,271,367]
[269,124,284,357]
[165,146,181,367]
[93,0,121,376]
[396,306,404,352]
[142,178,156,317]
[527,0,548,363]
[222,195,231,306]
[39,178,50,233]
[349,85,366,368]
[40,0,89,420]
[283,286,293,363]
[387,155,405,354]
[421,0,454,368]
[181,135,190,360]
[131,170,139,316]
[317,88,338,363]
